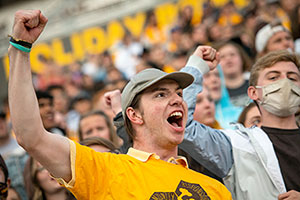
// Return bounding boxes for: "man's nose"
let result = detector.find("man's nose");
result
[170,93,183,106]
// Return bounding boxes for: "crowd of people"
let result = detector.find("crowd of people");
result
[0,0,300,199]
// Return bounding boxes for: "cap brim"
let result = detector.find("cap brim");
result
[144,71,194,91]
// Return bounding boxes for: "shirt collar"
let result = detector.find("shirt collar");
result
[127,148,188,168]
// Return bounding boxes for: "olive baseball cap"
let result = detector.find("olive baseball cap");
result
[121,68,194,118]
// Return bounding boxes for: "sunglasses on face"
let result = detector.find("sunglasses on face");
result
[0,182,8,199]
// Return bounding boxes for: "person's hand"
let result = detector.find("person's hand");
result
[12,10,48,43]
[104,90,122,115]
[193,46,219,71]
[278,190,300,200]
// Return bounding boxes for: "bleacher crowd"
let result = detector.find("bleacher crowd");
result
[0,0,300,199]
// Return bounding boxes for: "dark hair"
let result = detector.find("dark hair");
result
[0,154,9,199]
[70,92,91,109]
[35,90,53,109]
[46,84,67,100]
[0,155,8,183]
[46,84,65,93]
[35,90,53,101]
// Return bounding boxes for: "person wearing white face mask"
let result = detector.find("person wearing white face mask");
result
[180,49,300,200]
[255,78,300,117]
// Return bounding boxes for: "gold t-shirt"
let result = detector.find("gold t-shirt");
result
[56,140,232,200]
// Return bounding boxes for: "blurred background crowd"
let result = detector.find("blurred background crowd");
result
[0,0,300,199]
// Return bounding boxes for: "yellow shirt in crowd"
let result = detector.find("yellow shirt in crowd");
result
[56,140,232,200]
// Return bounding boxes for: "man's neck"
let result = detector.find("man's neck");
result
[261,112,299,129]
[133,142,178,161]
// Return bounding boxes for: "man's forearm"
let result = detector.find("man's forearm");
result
[180,64,233,178]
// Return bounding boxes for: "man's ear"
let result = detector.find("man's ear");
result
[126,107,144,125]
[248,86,259,101]
[7,178,10,188]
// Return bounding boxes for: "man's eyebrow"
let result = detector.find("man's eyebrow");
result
[150,87,169,93]
[264,70,280,75]
[287,71,300,78]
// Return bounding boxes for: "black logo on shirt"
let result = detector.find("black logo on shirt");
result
[149,180,211,200]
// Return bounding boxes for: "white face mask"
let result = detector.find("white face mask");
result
[256,78,300,117]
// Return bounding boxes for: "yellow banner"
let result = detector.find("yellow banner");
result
[1,0,249,78]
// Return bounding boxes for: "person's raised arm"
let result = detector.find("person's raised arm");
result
[104,89,132,153]
[8,10,71,181]
[179,46,233,178]
[104,89,122,116]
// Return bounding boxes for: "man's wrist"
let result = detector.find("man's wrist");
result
[185,55,209,75]
[8,45,30,56]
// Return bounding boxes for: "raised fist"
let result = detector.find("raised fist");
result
[193,46,219,71]
[104,89,122,115]
[12,10,48,43]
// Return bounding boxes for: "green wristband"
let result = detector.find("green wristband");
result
[9,41,31,53]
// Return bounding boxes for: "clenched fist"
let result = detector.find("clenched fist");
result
[12,10,48,43]
[193,46,219,71]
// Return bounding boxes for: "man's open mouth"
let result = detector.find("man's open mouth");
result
[167,111,183,128]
